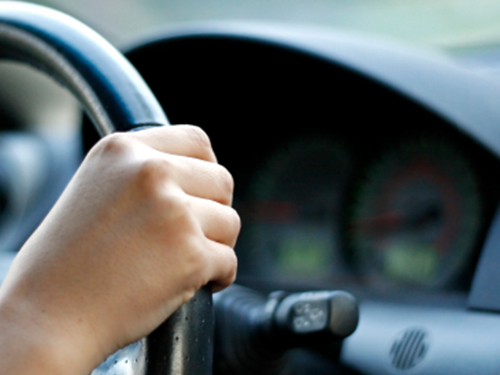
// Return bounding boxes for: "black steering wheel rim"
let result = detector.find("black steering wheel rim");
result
[0,2,213,375]
[0,1,169,135]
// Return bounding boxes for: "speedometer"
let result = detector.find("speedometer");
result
[347,138,482,288]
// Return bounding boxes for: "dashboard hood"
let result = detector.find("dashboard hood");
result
[127,22,500,159]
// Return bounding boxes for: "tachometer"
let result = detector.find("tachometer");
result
[347,138,481,288]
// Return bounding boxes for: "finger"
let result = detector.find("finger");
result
[189,196,241,248]
[157,153,234,205]
[203,239,238,292]
[128,125,217,163]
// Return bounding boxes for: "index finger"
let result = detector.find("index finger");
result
[128,125,217,163]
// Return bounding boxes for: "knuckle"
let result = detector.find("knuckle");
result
[182,125,214,159]
[218,166,235,200]
[217,250,238,291]
[155,190,191,227]
[180,237,210,279]
[165,194,192,223]
[216,206,241,247]
[132,159,195,228]
[96,133,133,156]
[228,207,242,239]
[135,157,175,197]
[226,251,238,282]
[136,159,165,195]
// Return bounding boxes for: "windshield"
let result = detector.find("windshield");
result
[13,0,500,53]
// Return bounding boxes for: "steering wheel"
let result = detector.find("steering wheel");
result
[0,2,213,375]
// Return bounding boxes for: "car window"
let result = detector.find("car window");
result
[18,0,500,52]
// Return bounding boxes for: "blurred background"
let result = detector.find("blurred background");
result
[3,0,499,75]
[4,0,500,51]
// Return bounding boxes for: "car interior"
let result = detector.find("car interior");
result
[1,2,500,375]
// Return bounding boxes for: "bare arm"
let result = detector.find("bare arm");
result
[0,125,239,375]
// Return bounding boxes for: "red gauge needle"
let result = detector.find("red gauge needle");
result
[352,205,441,234]
[352,210,406,233]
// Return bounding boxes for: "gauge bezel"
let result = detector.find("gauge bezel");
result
[343,132,491,290]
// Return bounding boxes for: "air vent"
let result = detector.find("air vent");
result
[390,328,428,370]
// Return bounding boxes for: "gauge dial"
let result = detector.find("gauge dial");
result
[348,138,481,288]
[240,138,351,283]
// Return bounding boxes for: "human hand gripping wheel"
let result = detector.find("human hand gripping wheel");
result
[0,2,239,375]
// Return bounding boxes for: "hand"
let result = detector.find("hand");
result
[0,125,240,375]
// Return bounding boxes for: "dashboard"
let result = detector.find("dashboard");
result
[4,20,500,375]
[93,24,500,296]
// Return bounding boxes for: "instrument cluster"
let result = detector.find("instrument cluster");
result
[235,129,500,293]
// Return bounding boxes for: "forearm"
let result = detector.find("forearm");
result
[0,241,108,375]
[0,295,90,375]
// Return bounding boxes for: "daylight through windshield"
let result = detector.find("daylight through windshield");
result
[14,0,500,51]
